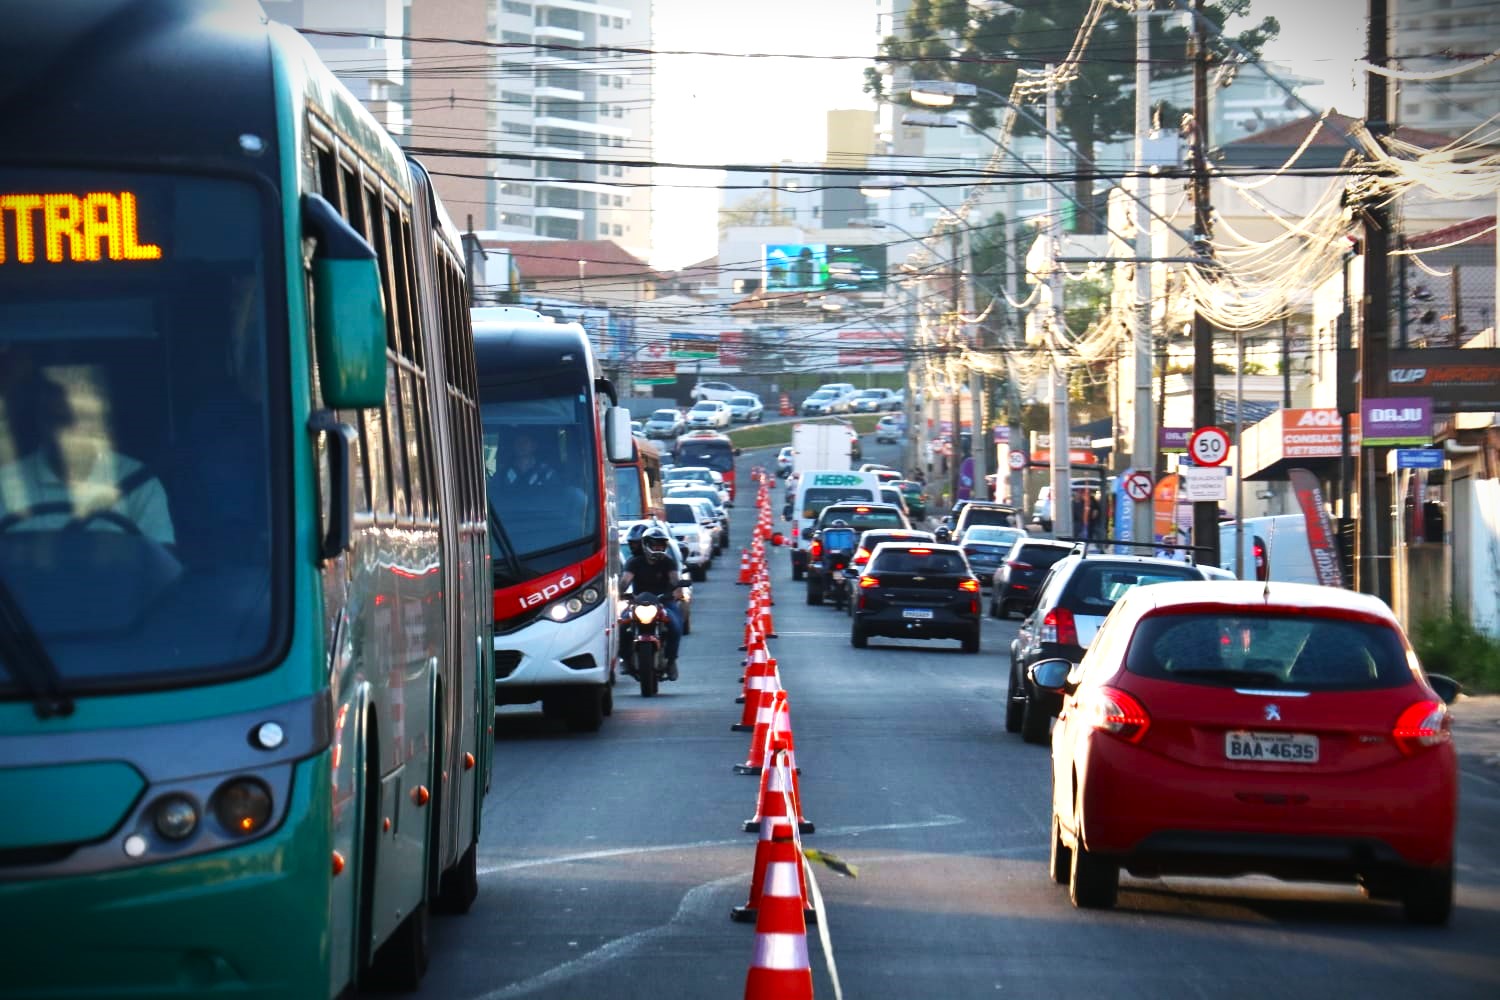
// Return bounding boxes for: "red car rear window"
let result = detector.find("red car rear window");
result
[1124,612,1411,691]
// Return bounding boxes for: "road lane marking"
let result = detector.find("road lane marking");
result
[476,813,966,875]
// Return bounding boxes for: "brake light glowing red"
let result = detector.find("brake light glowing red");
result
[958,578,980,593]
[1253,537,1268,581]
[1041,606,1078,645]
[810,540,822,559]
[859,576,880,588]
[1393,700,1450,756]
[854,546,871,562]
[908,548,932,555]
[1006,560,1033,570]
[1086,686,1150,743]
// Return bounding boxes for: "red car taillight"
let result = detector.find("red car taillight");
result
[1253,536,1268,581]
[859,575,880,588]
[1006,559,1033,571]
[1393,700,1450,756]
[957,578,980,593]
[1084,686,1151,744]
[854,546,871,562]
[1039,607,1078,645]
[810,540,823,560]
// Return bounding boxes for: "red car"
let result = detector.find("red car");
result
[1033,580,1459,923]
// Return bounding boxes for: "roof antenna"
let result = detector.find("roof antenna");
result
[1262,521,1275,601]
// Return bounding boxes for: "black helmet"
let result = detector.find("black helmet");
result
[935,525,952,542]
[626,522,649,557]
[830,519,848,528]
[642,525,672,563]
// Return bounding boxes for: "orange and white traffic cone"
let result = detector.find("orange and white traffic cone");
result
[733,645,771,729]
[744,736,814,834]
[734,689,777,775]
[741,822,815,997]
[758,598,776,639]
[737,549,754,585]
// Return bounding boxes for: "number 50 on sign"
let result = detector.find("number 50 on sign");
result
[1189,426,1230,467]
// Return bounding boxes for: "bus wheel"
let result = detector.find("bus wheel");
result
[435,842,479,916]
[566,688,605,733]
[366,899,429,990]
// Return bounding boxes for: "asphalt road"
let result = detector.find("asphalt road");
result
[419,436,1500,999]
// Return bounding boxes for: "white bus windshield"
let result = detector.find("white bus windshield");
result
[480,374,601,586]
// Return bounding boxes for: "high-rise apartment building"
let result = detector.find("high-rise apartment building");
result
[1392,0,1500,135]
[267,0,654,261]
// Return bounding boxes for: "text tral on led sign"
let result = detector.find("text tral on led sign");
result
[0,192,162,264]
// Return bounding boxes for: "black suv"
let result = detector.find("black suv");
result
[1007,554,1213,743]
[989,538,1073,619]
[840,528,935,614]
[803,502,909,604]
[850,542,982,653]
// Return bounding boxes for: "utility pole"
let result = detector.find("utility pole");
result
[1046,65,1072,540]
[1358,0,1393,599]
[949,229,964,509]
[1131,0,1155,543]
[965,225,989,499]
[1006,187,1026,510]
[1190,0,1220,567]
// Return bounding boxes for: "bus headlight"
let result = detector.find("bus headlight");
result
[541,573,606,624]
[214,778,273,836]
[154,795,200,840]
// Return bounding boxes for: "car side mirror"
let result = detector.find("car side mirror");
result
[1427,673,1462,705]
[1028,658,1075,694]
[801,527,814,541]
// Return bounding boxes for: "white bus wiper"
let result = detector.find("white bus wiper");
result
[0,575,74,719]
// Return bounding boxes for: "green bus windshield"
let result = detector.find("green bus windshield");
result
[0,168,281,694]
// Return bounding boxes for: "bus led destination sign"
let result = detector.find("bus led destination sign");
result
[0,191,162,264]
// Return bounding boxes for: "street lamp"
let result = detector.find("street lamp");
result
[908,80,977,108]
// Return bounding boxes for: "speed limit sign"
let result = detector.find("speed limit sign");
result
[1007,449,1028,471]
[1189,426,1230,467]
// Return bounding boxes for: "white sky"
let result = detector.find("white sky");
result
[646,0,1371,270]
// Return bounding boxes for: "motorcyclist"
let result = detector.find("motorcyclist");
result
[934,520,953,544]
[619,524,684,681]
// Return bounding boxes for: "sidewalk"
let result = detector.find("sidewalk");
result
[1451,693,1500,776]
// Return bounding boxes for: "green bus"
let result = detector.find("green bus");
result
[0,2,492,996]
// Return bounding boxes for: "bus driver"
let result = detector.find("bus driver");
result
[0,375,174,546]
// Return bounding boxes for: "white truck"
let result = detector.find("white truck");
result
[791,421,855,476]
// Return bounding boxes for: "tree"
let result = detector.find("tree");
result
[865,0,1278,234]
[717,192,796,235]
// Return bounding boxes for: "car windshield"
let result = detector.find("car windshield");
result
[961,506,1018,528]
[0,168,283,694]
[965,527,1025,547]
[1062,562,1203,614]
[1017,545,1071,569]
[675,441,734,472]
[873,549,968,575]
[665,468,712,484]
[731,396,755,405]
[823,507,904,531]
[1125,612,1411,691]
[691,402,717,412]
[801,488,875,518]
[651,409,677,421]
[670,488,720,506]
[664,503,697,524]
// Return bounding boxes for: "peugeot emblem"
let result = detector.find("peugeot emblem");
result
[1264,704,1281,722]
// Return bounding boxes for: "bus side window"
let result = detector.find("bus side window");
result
[391,210,429,522]
[364,182,410,522]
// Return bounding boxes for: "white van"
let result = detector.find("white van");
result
[785,469,883,579]
[1219,514,1320,584]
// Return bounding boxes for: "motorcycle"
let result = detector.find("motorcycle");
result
[620,591,670,697]
[820,527,857,611]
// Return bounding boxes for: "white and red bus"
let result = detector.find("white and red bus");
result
[473,307,632,731]
[672,431,741,501]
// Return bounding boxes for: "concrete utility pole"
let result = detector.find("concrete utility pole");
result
[1190,0,1220,567]
[1046,65,1072,539]
[965,225,988,499]
[949,229,964,507]
[1131,0,1155,543]
[1006,186,1026,510]
[1358,0,1394,599]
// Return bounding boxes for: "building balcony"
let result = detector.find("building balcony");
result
[533,205,586,222]
[534,24,585,44]
[533,53,614,74]
[533,144,586,160]
[535,115,629,138]
[535,178,619,195]
[534,84,586,102]
[536,0,630,18]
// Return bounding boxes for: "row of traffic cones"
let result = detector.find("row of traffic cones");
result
[732,468,816,999]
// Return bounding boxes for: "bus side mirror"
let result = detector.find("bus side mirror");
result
[303,194,386,409]
[604,406,635,463]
